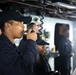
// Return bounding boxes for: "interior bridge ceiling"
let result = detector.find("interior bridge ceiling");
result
[1,0,76,21]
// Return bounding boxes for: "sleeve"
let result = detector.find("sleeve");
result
[18,39,27,53]
[22,39,38,75]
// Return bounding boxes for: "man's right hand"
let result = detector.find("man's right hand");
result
[26,29,37,41]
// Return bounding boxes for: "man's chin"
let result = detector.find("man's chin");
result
[16,35,22,39]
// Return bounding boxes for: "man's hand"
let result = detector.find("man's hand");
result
[26,29,37,41]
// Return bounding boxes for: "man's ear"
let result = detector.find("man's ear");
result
[4,22,11,29]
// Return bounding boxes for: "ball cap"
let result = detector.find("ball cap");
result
[0,9,32,25]
[36,34,49,45]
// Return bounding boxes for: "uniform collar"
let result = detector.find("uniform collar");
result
[0,34,16,47]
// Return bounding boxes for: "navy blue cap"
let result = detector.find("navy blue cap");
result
[0,9,32,25]
[37,40,49,45]
[36,34,49,45]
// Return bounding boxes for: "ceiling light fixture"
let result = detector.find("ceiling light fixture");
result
[52,2,76,9]
[66,15,76,18]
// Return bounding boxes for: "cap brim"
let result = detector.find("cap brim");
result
[37,40,49,45]
[15,16,32,24]
[0,16,32,25]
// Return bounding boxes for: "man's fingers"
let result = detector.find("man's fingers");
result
[27,29,35,33]
[27,29,32,33]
